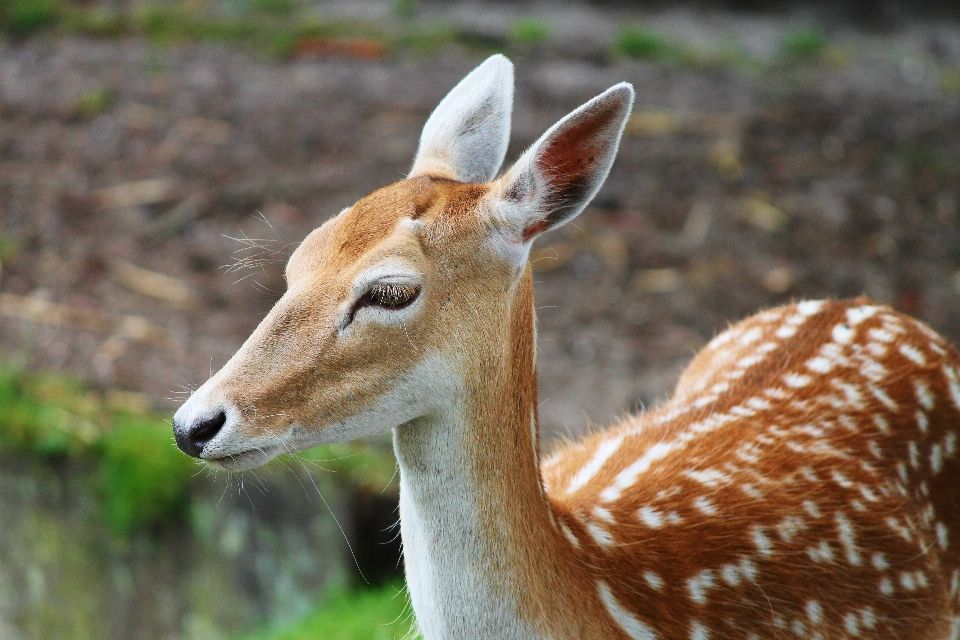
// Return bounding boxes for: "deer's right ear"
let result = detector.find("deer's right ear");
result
[409,55,514,184]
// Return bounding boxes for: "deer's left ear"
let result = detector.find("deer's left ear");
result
[488,83,634,246]
[409,55,514,184]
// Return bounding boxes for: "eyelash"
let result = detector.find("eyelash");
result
[347,283,421,325]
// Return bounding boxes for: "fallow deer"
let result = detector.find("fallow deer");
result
[173,55,960,639]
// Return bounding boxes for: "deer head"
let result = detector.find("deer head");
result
[173,55,634,471]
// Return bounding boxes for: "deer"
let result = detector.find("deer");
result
[173,55,960,639]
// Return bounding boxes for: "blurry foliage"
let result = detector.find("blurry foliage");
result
[0,366,193,537]
[391,0,418,20]
[0,0,517,59]
[247,0,297,17]
[244,582,418,640]
[0,365,399,539]
[75,87,113,118]
[941,67,960,94]
[511,17,549,45]
[0,0,60,36]
[781,27,830,61]
[0,235,23,263]
[614,25,673,61]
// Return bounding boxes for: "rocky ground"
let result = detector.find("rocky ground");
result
[2,1,960,449]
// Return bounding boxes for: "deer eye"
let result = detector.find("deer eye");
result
[347,282,421,326]
[366,283,420,308]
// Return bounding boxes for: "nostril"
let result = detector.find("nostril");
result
[174,410,227,458]
[192,411,227,444]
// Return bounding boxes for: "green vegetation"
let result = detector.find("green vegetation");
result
[391,0,418,20]
[511,17,549,45]
[75,87,113,118]
[614,25,672,61]
[0,367,194,536]
[781,27,829,61]
[0,0,60,36]
[245,582,418,640]
[0,365,399,538]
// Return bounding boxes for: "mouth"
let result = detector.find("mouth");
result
[201,446,278,471]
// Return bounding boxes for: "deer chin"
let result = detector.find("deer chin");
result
[201,446,280,472]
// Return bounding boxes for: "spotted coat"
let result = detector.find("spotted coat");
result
[543,299,960,639]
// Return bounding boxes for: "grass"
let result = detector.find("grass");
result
[781,27,830,61]
[0,364,400,537]
[0,366,195,536]
[0,0,510,59]
[614,25,672,61]
[0,0,60,35]
[511,17,548,45]
[244,582,418,640]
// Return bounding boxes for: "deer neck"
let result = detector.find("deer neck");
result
[392,268,563,639]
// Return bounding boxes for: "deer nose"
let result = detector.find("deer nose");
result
[173,410,227,458]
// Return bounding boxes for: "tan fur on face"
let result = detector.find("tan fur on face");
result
[211,176,501,446]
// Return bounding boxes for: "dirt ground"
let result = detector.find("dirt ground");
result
[2,3,960,447]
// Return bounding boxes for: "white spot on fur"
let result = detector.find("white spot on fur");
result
[586,521,614,547]
[806,356,833,373]
[683,468,730,487]
[639,506,663,529]
[868,384,898,410]
[567,435,624,494]
[597,581,658,640]
[777,516,806,543]
[871,553,889,570]
[784,373,811,388]
[807,540,834,563]
[836,512,861,566]
[798,300,824,315]
[687,570,714,605]
[898,344,927,365]
[601,442,676,502]
[847,305,878,325]
[560,522,580,548]
[916,410,929,433]
[844,612,860,635]
[832,324,855,344]
[931,444,944,474]
[860,607,876,630]
[644,571,664,590]
[593,507,615,523]
[721,564,741,586]
[944,366,960,410]
[751,526,773,556]
[900,572,917,591]
[806,600,823,624]
[872,414,890,434]
[879,577,895,595]
[690,620,710,640]
[693,496,718,516]
[937,522,949,550]
[868,328,894,343]
[914,379,934,410]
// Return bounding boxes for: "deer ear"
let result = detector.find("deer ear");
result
[409,55,514,184]
[490,83,634,243]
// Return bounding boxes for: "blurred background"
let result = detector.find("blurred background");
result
[1,0,959,637]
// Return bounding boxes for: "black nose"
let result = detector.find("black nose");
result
[174,411,227,458]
